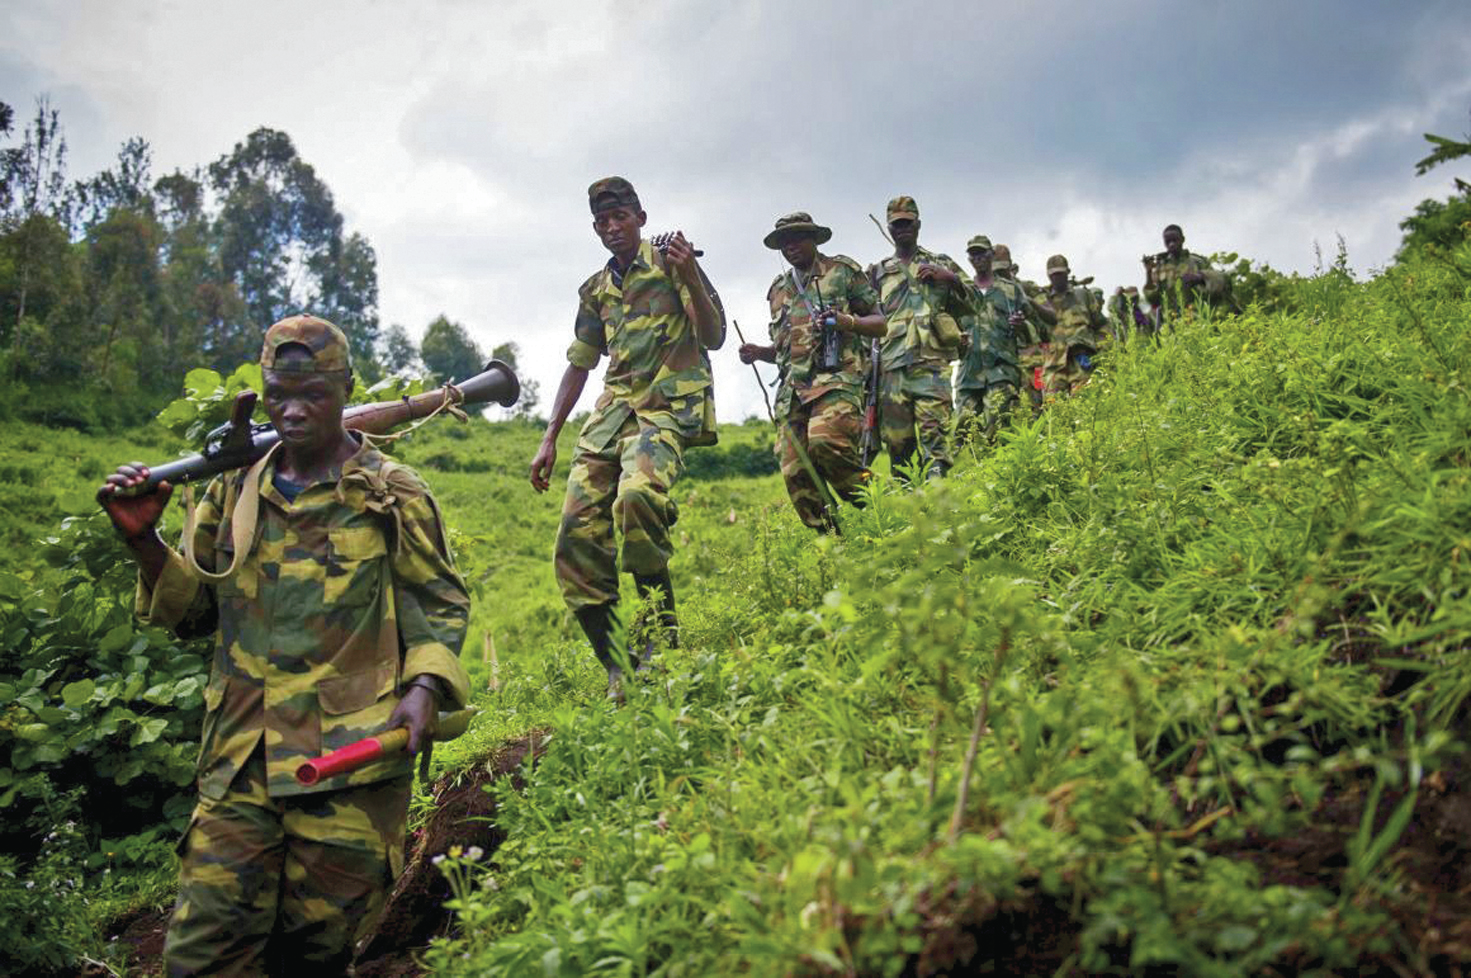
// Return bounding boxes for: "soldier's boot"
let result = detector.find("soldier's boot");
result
[574,602,626,702]
[632,571,679,669]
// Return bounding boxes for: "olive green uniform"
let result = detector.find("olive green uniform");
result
[139,438,471,975]
[555,238,718,611]
[768,252,879,529]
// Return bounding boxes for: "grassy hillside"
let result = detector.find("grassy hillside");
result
[3,243,1471,975]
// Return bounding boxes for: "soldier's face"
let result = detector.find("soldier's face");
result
[264,357,351,454]
[1163,228,1184,256]
[1049,270,1070,291]
[593,206,646,257]
[968,250,993,276]
[779,235,818,269]
[889,218,919,248]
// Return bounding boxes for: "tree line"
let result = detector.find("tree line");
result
[0,96,538,430]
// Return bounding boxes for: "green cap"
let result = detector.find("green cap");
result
[886,195,919,222]
[763,211,833,249]
[587,176,640,215]
[966,234,993,253]
[260,314,352,373]
[1046,254,1070,275]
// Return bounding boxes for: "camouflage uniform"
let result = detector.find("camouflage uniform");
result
[868,197,971,480]
[137,316,471,976]
[555,237,718,611]
[1040,255,1111,395]
[1143,249,1232,326]
[954,236,1046,449]
[993,243,1050,410]
[765,213,880,530]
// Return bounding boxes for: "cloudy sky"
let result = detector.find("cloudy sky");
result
[4,0,1470,421]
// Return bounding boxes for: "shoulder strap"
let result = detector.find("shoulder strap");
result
[180,443,278,585]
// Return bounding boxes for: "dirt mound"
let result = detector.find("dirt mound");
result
[354,730,545,977]
[92,906,168,977]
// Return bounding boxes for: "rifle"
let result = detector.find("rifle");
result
[295,708,477,786]
[859,338,881,466]
[124,360,520,494]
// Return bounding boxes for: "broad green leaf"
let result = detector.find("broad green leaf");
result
[131,717,170,746]
[184,368,224,397]
[62,678,96,708]
[99,623,134,653]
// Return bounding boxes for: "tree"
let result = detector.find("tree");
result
[73,137,155,231]
[1,97,73,350]
[491,341,541,420]
[379,323,420,374]
[419,315,482,385]
[1400,110,1471,258]
[208,128,380,369]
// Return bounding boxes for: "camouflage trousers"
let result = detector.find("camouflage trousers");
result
[777,390,870,531]
[954,383,1019,451]
[555,414,684,611]
[1042,343,1096,395]
[879,364,953,480]
[165,745,409,977]
[1018,344,1047,414]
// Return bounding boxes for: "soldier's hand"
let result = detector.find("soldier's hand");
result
[1007,310,1026,327]
[1181,271,1206,287]
[96,463,173,541]
[739,343,761,364]
[662,231,700,279]
[915,263,959,286]
[529,440,557,493]
[389,683,438,780]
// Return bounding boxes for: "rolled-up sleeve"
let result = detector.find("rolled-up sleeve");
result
[393,491,472,709]
[135,480,221,638]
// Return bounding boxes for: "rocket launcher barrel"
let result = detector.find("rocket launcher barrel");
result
[294,708,477,786]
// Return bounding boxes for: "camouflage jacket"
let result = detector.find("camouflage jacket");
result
[569,239,718,451]
[767,253,880,414]
[867,247,975,371]
[1043,285,1110,353]
[955,276,1040,390]
[136,439,471,799]
[1143,249,1230,318]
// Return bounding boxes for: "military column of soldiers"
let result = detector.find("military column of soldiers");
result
[532,176,1236,700]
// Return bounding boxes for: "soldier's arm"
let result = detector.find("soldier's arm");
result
[664,233,723,349]
[390,485,472,711]
[531,295,601,492]
[131,475,223,639]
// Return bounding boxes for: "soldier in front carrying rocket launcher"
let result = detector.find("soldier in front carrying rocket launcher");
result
[529,177,723,699]
[868,195,973,483]
[739,212,887,533]
[1142,223,1235,329]
[1040,254,1111,396]
[97,315,472,975]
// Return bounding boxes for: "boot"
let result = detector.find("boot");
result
[574,602,627,701]
[632,570,679,667]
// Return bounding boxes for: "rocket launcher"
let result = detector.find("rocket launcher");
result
[295,708,477,786]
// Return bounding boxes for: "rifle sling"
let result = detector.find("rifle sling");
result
[180,443,278,585]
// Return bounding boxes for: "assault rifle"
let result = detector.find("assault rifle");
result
[859,338,881,466]
[122,360,520,494]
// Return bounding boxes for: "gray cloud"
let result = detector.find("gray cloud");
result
[3,0,1471,423]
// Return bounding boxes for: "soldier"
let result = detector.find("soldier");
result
[954,234,1050,449]
[868,195,973,482]
[1142,224,1233,328]
[738,212,886,532]
[1041,254,1111,395]
[529,177,723,695]
[1109,286,1154,344]
[97,315,472,975]
[994,243,1053,413]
